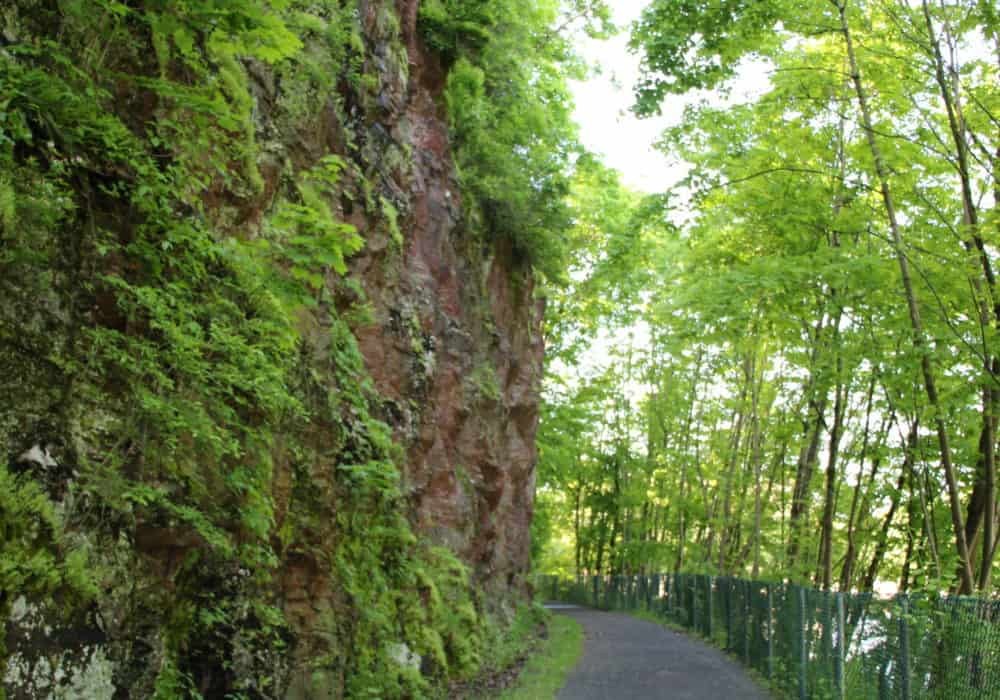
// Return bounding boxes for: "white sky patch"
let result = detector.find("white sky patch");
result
[569,1,676,193]
[570,0,773,195]
[560,2,773,426]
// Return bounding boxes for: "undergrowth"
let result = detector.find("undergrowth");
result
[493,613,583,700]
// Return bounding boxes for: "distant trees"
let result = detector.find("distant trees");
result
[536,0,1000,594]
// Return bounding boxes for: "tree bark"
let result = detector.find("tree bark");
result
[840,373,879,590]
[921,0,999,592]
[787,314,830,575]
[863,420,919,591]
[837,0,975,593]
[819,346,846,590]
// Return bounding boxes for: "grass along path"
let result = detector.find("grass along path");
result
[496,613,584,699]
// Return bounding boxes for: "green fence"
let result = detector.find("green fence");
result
[544,573,1000,699]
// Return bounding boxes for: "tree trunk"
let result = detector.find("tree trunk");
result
[819,347,846,590]
[787,315,830,575]
[719,356,752,572]
[921,0,999,593]
[841,373,879,590]
[674,348,704,573]
[838,0,975,593]
[863,420,918,591]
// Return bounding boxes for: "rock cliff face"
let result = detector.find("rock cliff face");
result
[352,0,542,590]
[1,1,541,697]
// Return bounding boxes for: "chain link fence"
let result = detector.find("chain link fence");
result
[543,573,1000,699]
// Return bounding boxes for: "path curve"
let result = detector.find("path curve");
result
[554,606,771,700]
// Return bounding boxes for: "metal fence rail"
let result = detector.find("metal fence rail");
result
[544,573,1000,699]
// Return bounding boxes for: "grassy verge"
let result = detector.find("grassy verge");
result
[494,613,583,699]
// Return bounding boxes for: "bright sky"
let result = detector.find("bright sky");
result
[570,0,772,195]
[569,0,677,193]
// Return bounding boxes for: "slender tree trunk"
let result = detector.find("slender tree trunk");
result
[719,357,751,572]
[862,420,918,592]
[675,349,704,573]
[574,481,582,576]
[607,506,619,575]
[899,510,915,593]
[750,356,766,579]
[841,373,878,590]
[921,0,999,592]
[917,461,943,581]
[837,0,975,593]
[594,508,608,575]
[788,315,830,575]
[819,347,846,590]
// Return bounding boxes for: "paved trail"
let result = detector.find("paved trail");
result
[554,606,771,700]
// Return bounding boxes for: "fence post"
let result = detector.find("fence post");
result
[820,592,832,693]
[682,573,687,624]
[878,660,890,700]
[898,595,911,700]
[766,583,774,680]
[726,578,734,652]
[798,586,807,700]
[681,575,687,627]
[691,575,698,631]
[743,579,751,664]
[705,575,711,637]
[834,592,845,699]
[707,576,714,640]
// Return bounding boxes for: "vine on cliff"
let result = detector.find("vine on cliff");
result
[418,0,612,283]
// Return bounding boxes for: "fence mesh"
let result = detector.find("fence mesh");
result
[544,573,1000,699]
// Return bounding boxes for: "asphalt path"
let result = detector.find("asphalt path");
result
[554,606,771,700]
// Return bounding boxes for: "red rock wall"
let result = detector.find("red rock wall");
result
[352,0,543,590]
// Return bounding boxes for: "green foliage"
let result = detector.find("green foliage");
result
[495,613,583,700]
[542,156,651,361]
[417,0,495,65]
[0,466,99,657]
[630,0,789,114]
[328,536,488,698]
[467,363,503,404]
[264,155,363,293]
[540,0,1000,598]
[0,1,521,697]
[421,0,612,282]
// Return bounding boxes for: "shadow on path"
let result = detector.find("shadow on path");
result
[553,606,771,700]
